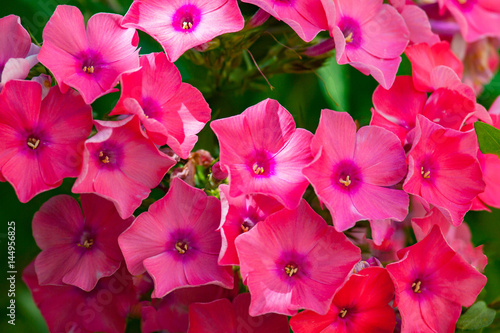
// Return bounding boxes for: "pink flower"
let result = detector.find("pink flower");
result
[390,0,440,46]
[211,98,313,210]
[72,116,176,219]
[188,293,290,333]
[142,282,238,333]
[0,80,92,203]
[290,267,396,333]
[109,52,211,159]
[321,0,409,88]
[241,0,328,42]
[23,262,138,333]
[403,115,485,225]
[438,0,500,42]
[33,194,134,291]
[0,15,40,90]
[118,178,233,298]
[235,200,361,316]
[303,110,409,232]
[38,5,140,104]
[386,225,487,333]
[122,0,244,62]
[413,207,487,271]
[218,184,284,266]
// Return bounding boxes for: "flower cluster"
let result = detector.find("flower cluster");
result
[1,0,499,332]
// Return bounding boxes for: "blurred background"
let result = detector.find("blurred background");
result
[0,0,499,332]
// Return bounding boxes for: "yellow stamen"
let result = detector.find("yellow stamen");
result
[284,264,298,277]
[175,242,188,254]
[420,167,430,179]
[78,239,94,249]
[241,224,250,233]
[412,280,422,293]
[99,151,110,164]
[345,32,353,43]
[340,308,348,318]
[27,138,40,150]
[458,0,466,4]
[253,163,265,175]
[182,21,193,30]
[83,65,95,74]
[339,175,351,187]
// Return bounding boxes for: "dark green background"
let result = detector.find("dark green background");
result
[1,0,499,332]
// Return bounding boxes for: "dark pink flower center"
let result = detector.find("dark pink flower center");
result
[453,0,477,12]
[175,241,189,254]
[412,279,423,293]
[172,4,202,32]
[142,97,161,119]
[78,50,103,75]
[78,230,95,250]
[240,217,256,233]
[169,229,196,260]
[95,142,123,168]
[338,16,362,49]
[249,150,275,177]
[339,308,348,318]
[26,135,41,150]
[284,263,299,277]
[276,250,310,281]
[420,157,435,181]
[332,160,363,192]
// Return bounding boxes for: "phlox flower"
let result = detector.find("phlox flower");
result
[122,0,244,62]
[23,263,138,333]
[188,293,290,333]
[38,5,140,104]
[290,267,396,333]
[241,0,328,42]
[211,98,313,210]
[403,115,485,225]
[321,0,409,88]
[303,110,409,232]
[118,178,233,298]
[386,225,487,333]
[0,80,92,203]
[0,15,40,90]
[235,200,361,316]
[218,184,284,266]
[33,194,134,291]
[109,52,211,159]
[438,0,500,42]
[72,116,176,219]
[142,282,238,333]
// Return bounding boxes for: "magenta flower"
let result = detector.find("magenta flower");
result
[235,200,361,316]
[386,225,487,333]
[412,207,487,272]
[403,115,485,226]
[188,293,290,333]
[290,267,395,333]
[0,15,40,90]
[321,0,409,88]
[72,116,176,219]
[438,0,500,42]
[211,99,313,209]
[241,0,327,42]
[23,263,138,333]
[405,41,464,92]
[122,0,244,62]
[109,52,211,159]
[303,110,409,232]
[0,80,92,203]
[142,283,238,333]
[33,194,134,291]
[118,178,233,298]
[38,5,140,104]
[390,0,440,46]
[218,184,284,266]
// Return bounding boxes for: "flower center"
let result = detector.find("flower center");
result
[173,4,201,32]
[284,263,299,277]
[175,241,189,254]
[412,280,422,293]
[252,163,265,175]
[182,21,193,30]
[339,175,352,187]
[339,16,362,48]
[240,218,256,233]
[26,136,40,150]
[421,167,430,179]
[78,231,94,249]
[99,151,110,164]
[339,308,348,318]
[82,65,95,74]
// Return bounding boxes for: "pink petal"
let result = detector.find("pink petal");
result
[0,15,31,63]
[145,252,188,298]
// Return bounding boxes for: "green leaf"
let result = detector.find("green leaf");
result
[457,301,496,330]
[475,122,500,157]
